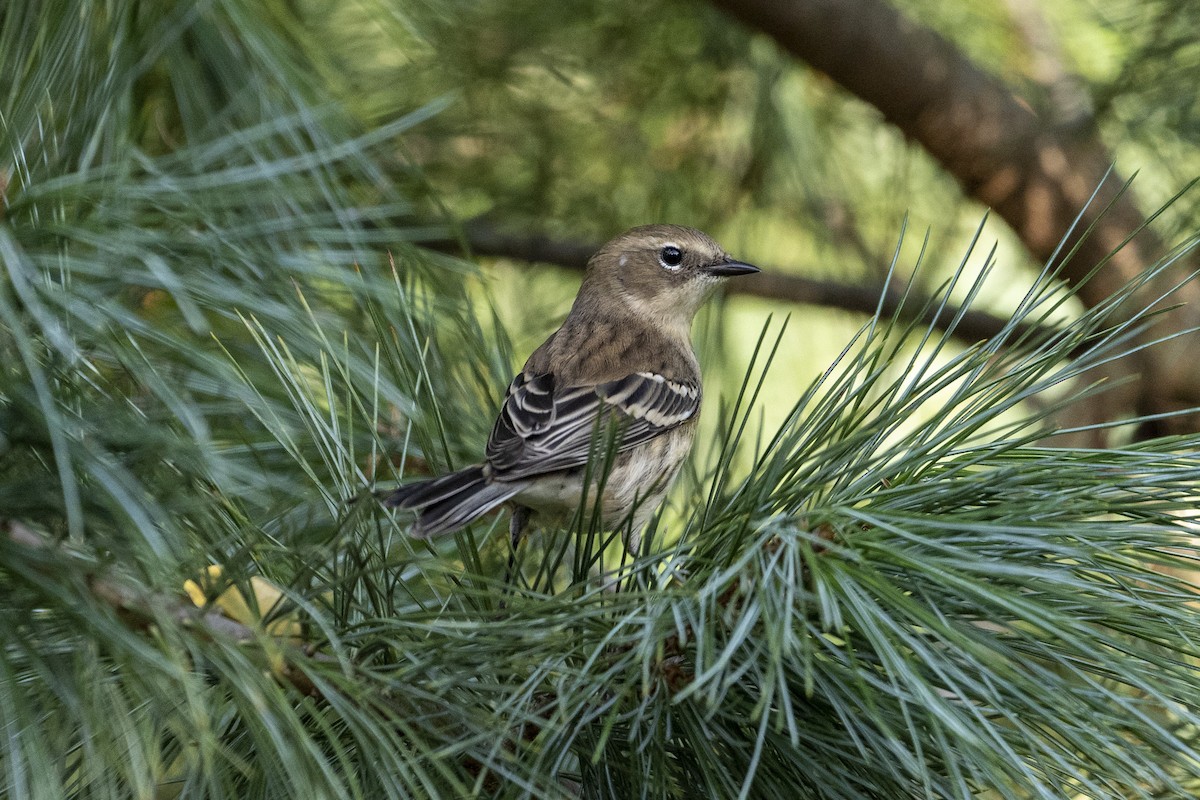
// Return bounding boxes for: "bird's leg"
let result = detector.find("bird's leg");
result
[502,504,531,589]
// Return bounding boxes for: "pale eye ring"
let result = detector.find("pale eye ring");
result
[659,244,683,270]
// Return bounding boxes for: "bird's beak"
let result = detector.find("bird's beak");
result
[705,259,761,277]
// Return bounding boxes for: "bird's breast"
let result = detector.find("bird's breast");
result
[514,422,697,527]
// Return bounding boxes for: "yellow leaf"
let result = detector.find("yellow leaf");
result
[183,565,304,640]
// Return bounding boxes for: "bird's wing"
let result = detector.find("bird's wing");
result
[485,371,700,480]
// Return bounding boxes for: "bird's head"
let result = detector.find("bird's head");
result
[583,224,760,336]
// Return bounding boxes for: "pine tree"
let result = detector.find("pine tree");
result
[3,2,1200,798]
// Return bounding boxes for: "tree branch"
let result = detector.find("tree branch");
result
[2,519,331,698]
[709,0,1166,302]
[707,0,1200,435]
[429,220,1054,349]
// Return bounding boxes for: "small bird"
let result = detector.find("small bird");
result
[385,224,759,554]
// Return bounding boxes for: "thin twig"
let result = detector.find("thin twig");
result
[2,519,332,697]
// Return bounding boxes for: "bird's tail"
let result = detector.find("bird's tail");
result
[384,466,524,538]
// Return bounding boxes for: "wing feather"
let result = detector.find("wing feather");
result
[485,371,699,481]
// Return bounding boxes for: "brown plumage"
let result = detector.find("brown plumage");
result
[385,224,760,550]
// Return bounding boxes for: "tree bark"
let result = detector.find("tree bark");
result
[709,0,1200,439]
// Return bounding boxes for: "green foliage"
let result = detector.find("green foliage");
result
[5,2,1200,799]
[0,4,496,792]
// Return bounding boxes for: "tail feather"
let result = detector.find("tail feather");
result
[385,466,525,537]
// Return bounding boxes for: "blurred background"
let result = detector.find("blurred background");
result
[308,0,1200,441]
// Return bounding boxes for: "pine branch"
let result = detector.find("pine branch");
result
[2,519,330,699]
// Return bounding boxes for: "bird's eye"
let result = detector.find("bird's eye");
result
[659,245,684,269]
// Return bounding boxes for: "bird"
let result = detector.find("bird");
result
[384,224,760,558]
